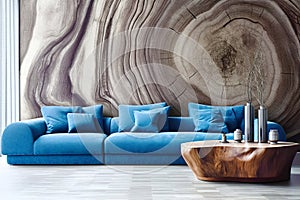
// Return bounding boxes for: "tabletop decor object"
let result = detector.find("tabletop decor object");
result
[258,105,268,143]
[234,129,242,143]
[269,129,279,144]
[244,102,254,142]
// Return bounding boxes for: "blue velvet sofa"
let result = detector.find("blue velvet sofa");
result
[1,117,286,165]
[1,103,286,165]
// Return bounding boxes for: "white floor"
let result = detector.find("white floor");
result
[0,156,300,200]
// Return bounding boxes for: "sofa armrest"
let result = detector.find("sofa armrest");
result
[253,119,286,141]
[1,118,47,155]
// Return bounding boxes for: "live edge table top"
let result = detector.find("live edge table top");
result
[181,140,300,183]
[181,140,300,149]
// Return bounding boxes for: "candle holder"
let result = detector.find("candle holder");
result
[221,133,229,143]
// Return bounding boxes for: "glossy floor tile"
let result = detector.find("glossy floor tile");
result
[0,156,299,200]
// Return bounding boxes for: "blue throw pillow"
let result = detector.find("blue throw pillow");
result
[118,102,168,132]
[130,106,170,133]
[67,113,103,133]
[188,102,244,132]
[192,109,229,133]
[41,105,104,133]
[41,106,82,133]
[81,105,104,131]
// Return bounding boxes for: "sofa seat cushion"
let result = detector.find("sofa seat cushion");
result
[34,133,106,155]
[105,132,233,155]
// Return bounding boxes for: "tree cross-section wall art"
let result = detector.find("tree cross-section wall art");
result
[20,0,300,142]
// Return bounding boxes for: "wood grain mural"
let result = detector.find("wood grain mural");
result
[20,0,300,142]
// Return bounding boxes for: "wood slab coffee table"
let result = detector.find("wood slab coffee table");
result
[181,140,300,183]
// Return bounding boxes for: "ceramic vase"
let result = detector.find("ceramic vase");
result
[244,102,254,142]
[258,105,268,143]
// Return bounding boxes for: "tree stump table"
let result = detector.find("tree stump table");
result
[181,140,300,183]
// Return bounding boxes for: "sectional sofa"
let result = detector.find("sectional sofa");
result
[1,103,286,165]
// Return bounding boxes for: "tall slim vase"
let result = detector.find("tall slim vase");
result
[258,106,268,143]
[244,102,254,142]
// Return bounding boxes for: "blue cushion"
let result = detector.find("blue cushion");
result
[81,105,104,131]
[105,132,234,154]
[67,113,103,133]
[41,106,82,133]
[118,102,168,132]
[41,105,104,134]
[110,116,195,134]
[110,117,120,134]
[34,133,106,155]
[131,106,170,133]
[191,109,229,133]
[188,103,244,132]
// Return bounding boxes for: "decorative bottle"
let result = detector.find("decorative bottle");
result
[244,102,254,142]
[258,105,268,143]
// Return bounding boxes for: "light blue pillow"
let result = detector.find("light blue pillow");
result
[41,106,82,133]
[118,102,168,132]
[130,106,170,133]
[192,109,229,133]
[67,113,103,133]
[188,102,244,132]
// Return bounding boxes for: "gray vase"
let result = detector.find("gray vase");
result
[258,106,268,143]
[244,102,254,143]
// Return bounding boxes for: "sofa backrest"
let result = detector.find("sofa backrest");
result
[168,117,195,131]
[108,116,195,134]
[105,116,285,140]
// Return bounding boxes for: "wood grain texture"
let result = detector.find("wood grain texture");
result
[20,0,300,141]
[181,141,300,182]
